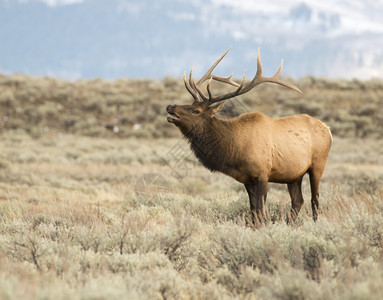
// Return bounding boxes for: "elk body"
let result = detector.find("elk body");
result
[166,48,332,226]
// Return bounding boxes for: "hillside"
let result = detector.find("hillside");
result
[1,74,383,139]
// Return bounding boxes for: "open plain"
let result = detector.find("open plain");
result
[1,75,383,299]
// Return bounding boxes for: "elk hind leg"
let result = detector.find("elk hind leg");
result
[308,167,324,222]
[287,177,304,223]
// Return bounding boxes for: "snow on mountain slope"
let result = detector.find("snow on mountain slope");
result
[1,0,382,79]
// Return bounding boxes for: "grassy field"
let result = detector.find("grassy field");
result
[1,75,383,299]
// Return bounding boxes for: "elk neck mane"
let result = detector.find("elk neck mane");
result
[182,117,239,173]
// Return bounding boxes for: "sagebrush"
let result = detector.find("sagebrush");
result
[0,75,383,299]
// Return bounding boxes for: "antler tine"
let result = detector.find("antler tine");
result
[197,47,232,85]
[274,58,283,78]
[191,77,209,102]
[183,70,201,102]
[240,48,302,94]
[184,47,236,103]
[269,58,302,92]
[205,71,247,105]
[194,74,241,104]
[256,48,263,79]
[259,55,302,93]
[210,74,240,87]
[206,78,213,101]
[188,67,198,95]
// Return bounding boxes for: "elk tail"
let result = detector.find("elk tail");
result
[327,126,333,143]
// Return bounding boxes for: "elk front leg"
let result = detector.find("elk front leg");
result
[245,178,268,227]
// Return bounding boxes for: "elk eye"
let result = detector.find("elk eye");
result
[193,110,201,115]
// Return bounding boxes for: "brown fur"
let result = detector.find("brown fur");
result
[167,101,332,226]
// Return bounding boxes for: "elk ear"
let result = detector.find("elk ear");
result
[210,101,226,115]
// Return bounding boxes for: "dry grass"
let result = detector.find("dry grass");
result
[1,75,383,299]
[1,131,383,299]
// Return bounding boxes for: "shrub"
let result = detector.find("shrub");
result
[1,74,383,138]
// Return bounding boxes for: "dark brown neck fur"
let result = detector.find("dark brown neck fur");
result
[182,118,239,173]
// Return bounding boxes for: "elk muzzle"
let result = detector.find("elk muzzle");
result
[166,104,180,123]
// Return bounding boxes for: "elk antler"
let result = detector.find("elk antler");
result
[183,48,302,105]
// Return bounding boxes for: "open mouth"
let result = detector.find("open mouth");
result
[166,107,180,122]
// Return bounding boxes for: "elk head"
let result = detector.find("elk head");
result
[166,101,225,137]
[166,48,301,133]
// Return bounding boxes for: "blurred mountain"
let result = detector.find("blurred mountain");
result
[1,0,383,79]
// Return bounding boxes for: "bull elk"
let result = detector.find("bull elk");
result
[166,48,332,226]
